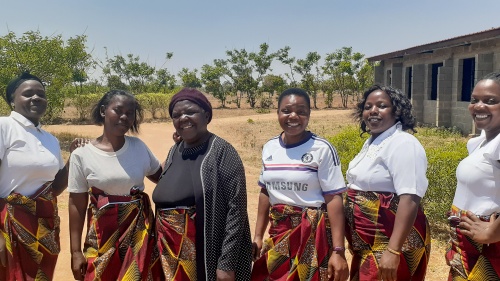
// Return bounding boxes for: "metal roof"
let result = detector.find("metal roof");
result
[367,27,500,62]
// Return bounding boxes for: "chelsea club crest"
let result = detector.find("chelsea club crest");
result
[301,152,313,163]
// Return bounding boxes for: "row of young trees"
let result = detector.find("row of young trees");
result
[0,30,375,121]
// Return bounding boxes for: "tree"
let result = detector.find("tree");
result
[201,60,231,107]
[66,35,95,96]
[294,52,321,109]
[249,43,277,105]
[276,46,298,87]
[225,48,256,108]
[355,60,375,100]
[323,47,365,108]
[261,74,287,98]
[104,53,156,94]
[152,52,175,94]
[0,30,92,122]
[154,68,176,94]
[178,68,202,88]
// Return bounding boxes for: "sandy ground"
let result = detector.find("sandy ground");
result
[45,109,449,280]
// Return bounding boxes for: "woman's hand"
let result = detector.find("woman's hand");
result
[251,237,263,261]
[327,252,349,281]
[459,211,500,244]
[378,250,400,281]
[0,233,6,267]
[70,251,87,281]
[69,138,90,153]
[216,269,235,281]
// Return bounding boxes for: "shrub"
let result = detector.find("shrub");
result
[0,99,10,116]
[69,93,102,121]
[422,140,467,227]
[42,91,66,124]
[328,125,469,241]
[328,125,368,177]
[136,93,174,119]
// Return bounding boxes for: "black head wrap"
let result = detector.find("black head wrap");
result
[5,72,44,105]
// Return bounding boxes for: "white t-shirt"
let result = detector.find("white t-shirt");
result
[0,111,64,197]
[258,132,346,208]
[68,136,161,195]
[346,123,428,198]
[452,131,500,215]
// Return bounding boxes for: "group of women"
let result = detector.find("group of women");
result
[0,70,499,281]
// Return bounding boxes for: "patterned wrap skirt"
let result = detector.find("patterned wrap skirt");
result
[446,205,500,280]
[83,186,155,281]
[0,182,60,281]
[345,189,431,281]
[149,206,197,281]
[251,204,332,281]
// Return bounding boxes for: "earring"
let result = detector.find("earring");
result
[10,103,14,109]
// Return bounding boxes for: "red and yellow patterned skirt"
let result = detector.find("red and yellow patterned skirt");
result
[0,182,60,281]
[446,205,500,280]
[149,206,197,281]
[83,186,155,281]
[345,189,430,281]
[251,204,332,281]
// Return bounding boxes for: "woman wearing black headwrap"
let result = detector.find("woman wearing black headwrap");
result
[150,88,252,281]
[0,72,79,280]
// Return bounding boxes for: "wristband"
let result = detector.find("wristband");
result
[386,247,401,255]
[332,246,345,252]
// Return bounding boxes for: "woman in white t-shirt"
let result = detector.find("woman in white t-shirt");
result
[446,73,500,280]
[345,85,430,281]
[68,90,162,281]
[0,72,79,280]
[251,88,349,281]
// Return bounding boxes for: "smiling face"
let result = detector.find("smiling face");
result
[278,94,310,144]
[362,90,397,139]
[12,80,47,126]
[469,79,500,141]
[171,100,210,147]
[101,95,136,136]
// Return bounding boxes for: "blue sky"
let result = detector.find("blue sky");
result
[2,1,499,81]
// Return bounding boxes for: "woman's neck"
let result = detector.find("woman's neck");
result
[94,133,126,152]
[183,131,211,148]
[282,131,308,145]
[485,128,500,143]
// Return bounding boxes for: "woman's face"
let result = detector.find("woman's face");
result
[362,90,397,139]
[469,79,500,140]
[13,80,47,125]
[171,100,210,146]
[101,95,136,136]
[278,94,310,144]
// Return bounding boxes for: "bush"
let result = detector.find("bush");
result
[42,91,66,124]
[422,141,467,227]
[328,125,469,241]
[0,99,10,116]
[328,125,368,177]
[136,92,174,119]
[69,93,102,121]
